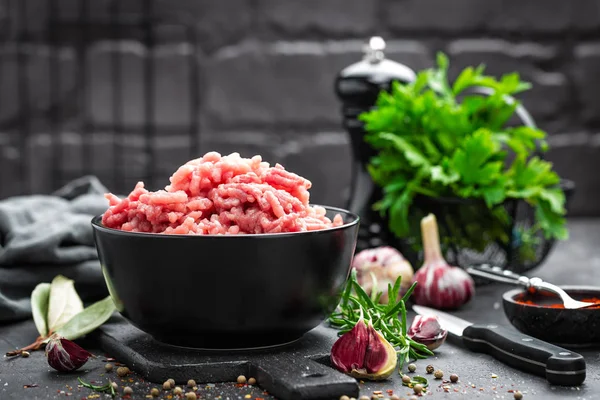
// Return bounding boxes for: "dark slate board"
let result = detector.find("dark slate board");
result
[95,315,359,400]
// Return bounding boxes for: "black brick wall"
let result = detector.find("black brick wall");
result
[1,0,599,216]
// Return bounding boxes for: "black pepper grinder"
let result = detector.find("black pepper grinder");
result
[334,37,416,252]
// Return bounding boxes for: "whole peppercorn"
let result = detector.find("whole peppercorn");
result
[248,377,257,385]
[514,391,523,400]
[163,381,172,390]
[339,396,350,400]
[434,369,444,379]
[407,363,417,373]
[402,374,411,384]
[168,378,176,387]
[124,386,133,395]
[105,363,113,372]
[111,382,118,390]
[359,396,369,400]
[117,366,130,377]
[390,395,401,400]
[450,373,459,383]
[425,364,434,374]
[186,392,197,400]
[150,388,160,397]
[237,375,247,384]
[187,379,196,388]
[413,384,423,394]
[173,386,183,395]
[21,351,30,358]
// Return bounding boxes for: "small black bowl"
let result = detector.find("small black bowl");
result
[503,286,600,348]
[92,206,359,349]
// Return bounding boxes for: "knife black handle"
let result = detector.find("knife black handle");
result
[463,324,586,386]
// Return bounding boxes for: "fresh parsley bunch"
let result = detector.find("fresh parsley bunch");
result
[359,52,567,256]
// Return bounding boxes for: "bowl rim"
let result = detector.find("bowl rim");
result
[502,286,600,310]
[91,204,360,239]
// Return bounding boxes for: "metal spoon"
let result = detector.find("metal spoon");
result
[467,264,597,310]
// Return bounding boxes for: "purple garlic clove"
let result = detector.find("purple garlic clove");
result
[45,334,93,372]
[407,315,448,351]
[330,319,397,381]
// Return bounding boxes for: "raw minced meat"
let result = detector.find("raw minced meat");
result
[101,152,344,235]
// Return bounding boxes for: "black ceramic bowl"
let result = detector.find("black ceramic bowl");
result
[503,286,600,348]
[92,206,359,349]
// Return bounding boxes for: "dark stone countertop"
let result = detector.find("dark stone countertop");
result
[1,218,599,400]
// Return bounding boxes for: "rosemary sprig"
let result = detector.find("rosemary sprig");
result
[78,377,116,398]
[328,269,434,370]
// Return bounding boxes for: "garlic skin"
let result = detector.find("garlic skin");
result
[330,319,397,381]
[407,315,448,351]
[45,334,93,372]
[412,214,475,310]
[352,246,414,303]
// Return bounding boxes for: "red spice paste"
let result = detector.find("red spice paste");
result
[516,297,600,309]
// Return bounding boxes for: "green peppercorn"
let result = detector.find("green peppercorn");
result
[402,374,411,384]
[434,369,444,379]
[124,387,133,395]
[413,384,423,394]
[150,388,159,397]
[174,387,183,396]
[407,363,417,372]
[105,363,113,372]
[425,364,434,374]
[450,373,459,383]
[339,396,350,400]
[514,391,523,400]
[187,379,196,388]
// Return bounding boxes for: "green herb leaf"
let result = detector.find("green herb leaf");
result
[359,52,567,253]
[47,275,84,332]
[56,296,116,341]
[31,283,51,337]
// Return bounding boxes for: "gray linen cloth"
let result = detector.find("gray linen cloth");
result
[0,176,111,323]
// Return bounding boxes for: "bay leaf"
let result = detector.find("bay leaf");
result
[47,275,84,332]
[55,296,116,341]
[31,283,51,337]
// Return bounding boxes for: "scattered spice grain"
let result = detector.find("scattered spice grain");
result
[150,387,159,397]
[248,377,257,385]
[514,391,523,400]
[426,365,434,374]
[237,375,247,384]
[187,380,196,388]
[450,373,459,383]
[124,386,133,395]
[104,363,113,372]
[185,392,197,400]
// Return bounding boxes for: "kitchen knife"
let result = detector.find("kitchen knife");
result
[412,305,586,386]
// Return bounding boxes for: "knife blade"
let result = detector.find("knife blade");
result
[412,305,586,386]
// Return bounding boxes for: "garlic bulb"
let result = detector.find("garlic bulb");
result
[412,214,475,309]
[352,246,414,303]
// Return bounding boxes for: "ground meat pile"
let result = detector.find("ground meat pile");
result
[102,152,344,235]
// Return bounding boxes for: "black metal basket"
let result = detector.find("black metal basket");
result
[389,178,575,275]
